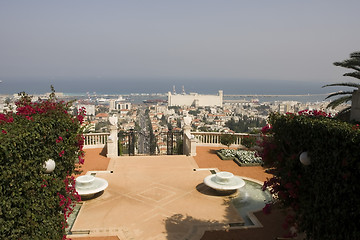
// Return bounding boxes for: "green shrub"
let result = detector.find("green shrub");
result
[0,91,85,239]
[241,135,257,149]
[220,134,236,148]
[260,111,360,239]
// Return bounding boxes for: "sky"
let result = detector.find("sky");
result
[0,0,359,94]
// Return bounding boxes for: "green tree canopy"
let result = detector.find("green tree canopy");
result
[323,51,360,119]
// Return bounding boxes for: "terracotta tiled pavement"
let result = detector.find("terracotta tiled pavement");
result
[77,148,111,176]
[70,147,295,240]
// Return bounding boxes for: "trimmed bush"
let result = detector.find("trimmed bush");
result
[241,135,257,149]
[0,91,85,239]
[260,111,360,239]
[220,134,236,148]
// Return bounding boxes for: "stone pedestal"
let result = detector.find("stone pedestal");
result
[183,119,196,156]
[107,125,118,158]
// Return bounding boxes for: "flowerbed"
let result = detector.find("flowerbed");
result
[217,149,263,166]
[216,149,237,160]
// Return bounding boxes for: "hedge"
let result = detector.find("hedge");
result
[260,111,360,239]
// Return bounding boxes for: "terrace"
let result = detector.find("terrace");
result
[68,131,293,240]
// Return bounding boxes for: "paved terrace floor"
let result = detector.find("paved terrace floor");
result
[70,147,293,240]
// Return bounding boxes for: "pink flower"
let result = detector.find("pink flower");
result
[59,150,65,157]
[78,156,85,164]
[56,136,63,143]
[1,129,6,134]
[261,124,272,134]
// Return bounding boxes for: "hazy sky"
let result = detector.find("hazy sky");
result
[0,0,359,94]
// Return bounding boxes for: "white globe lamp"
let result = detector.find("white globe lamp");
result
[44,159,56,173]
[299,152,311,166]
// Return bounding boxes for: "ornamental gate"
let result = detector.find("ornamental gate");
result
[118,130,183,156]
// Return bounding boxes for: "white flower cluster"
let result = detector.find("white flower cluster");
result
[235,150,263,165]
[219,149,237,158]
[219,149,263,165]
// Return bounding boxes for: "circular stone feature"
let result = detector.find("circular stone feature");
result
[75,175,108,197]
[76,175,95,188]
[215,172,234,184]
[204,171,245,192]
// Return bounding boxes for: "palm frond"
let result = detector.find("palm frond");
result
[324,91,354,100]
[334,59,360,71]
[343,72,360,80]
[326,95,352,109]
[322,82,360,89]
[338,106,351,115]
[350,52,360,58]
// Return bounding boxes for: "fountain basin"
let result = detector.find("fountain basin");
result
[76,175,96,188]
[75,175,108,197]
[204,171,245,192]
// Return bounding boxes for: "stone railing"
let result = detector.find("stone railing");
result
[191,132,256,147]
[83,133,110,149]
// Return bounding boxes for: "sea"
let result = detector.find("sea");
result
[0,78,338,104]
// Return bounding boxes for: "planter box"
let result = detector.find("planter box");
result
[233,158,263,167]
[216,150,235,160]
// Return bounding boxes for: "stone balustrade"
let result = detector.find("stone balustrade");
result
[83,133,110,149]
[191,132,254,147]
[83,131,258,155]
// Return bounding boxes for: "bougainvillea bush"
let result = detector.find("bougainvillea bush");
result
[0,91,85,239]
[260,110,360,239]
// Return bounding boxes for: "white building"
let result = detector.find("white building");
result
[168,90,223,107]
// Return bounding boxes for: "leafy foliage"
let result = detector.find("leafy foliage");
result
[225,116,266,133]
[241,135,257,149]
[0,91,85,239]
[220,134,236,148]
[323,51,360,119]
[260,111,360,239]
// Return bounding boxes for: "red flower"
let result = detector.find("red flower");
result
[59,150,65,157]
[261,124,272,134]
[56,136,63,143]
[78,156,85,164]
[1,129,6,134]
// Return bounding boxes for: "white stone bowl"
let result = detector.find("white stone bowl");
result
[204,171,245,192]
[76,175,95,188]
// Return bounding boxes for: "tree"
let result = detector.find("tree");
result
[323,51,360,119]
[220,134,236,148]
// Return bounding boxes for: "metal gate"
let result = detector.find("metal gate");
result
[118,129,183,156]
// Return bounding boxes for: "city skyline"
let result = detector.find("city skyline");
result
[1,1,359,94]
